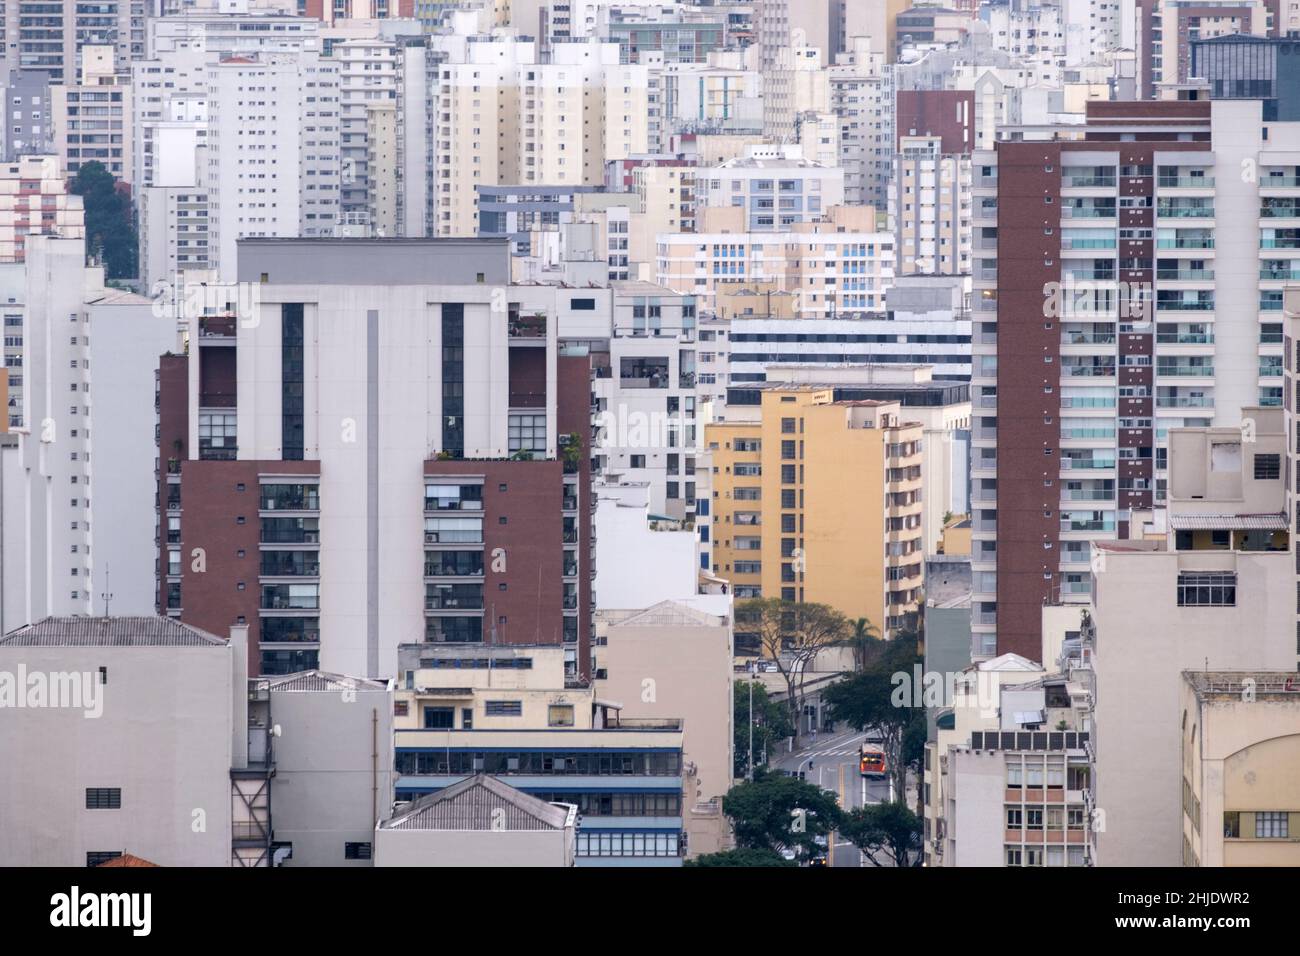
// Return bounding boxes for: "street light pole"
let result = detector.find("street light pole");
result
[747,661,755,782]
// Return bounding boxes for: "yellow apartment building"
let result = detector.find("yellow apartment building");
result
[705,386,924,635]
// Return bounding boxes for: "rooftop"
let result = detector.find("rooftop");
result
[1184,670,1300,702]
[380,774,577,831]
[265,670,391,693]
[0,616,225,647]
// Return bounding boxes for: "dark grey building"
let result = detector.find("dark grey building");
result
[1191,35,1300,122]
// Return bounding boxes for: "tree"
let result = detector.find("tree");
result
[733,679,794,778]
[844,616,880,672]
[736,598,849,735]
[822,632,924,804]
[840,801,923,867]
[69,161,137,280]
[721,772,843,860]
[684,847,796,868]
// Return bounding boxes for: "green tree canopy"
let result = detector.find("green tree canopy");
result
[840,801,923,868]
[736,598,850,733]
[733,679,794,778]
[69,161,137,280]
[721,771,843,860]
[684,847,797,868]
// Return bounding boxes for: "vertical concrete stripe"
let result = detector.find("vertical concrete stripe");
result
[367,310,379,676]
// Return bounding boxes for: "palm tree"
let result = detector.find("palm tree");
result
[846,617,880,672]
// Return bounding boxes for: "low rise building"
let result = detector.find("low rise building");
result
[375,774,578,867]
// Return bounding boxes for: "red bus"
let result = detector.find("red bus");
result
[859,744,887,778]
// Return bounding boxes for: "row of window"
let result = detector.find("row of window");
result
[395,750,682,776]
[575,831,682,858]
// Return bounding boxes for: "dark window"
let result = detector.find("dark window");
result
[1177,571,1236,607]
[571,298,597,310]
[344,842,372,860]
[442,304,465,456]
[485,700,523,716]
[86,851,122,867]
[85,788,121,810]
[281,304,304,460]
[423,706,455,728]
[1254,453,1281,479]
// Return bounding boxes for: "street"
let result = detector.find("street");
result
[771,728,911,867]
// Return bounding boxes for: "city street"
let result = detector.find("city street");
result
[772,729,911,867]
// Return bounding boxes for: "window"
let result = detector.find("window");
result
[1176,571,1236,607]
[1254,454,1281,480]
[85,788,121,810]
[570,297,596,311]
[548,704,575,727]
[86,852,122,867]
[508,412,546,455]
[344,842,372,860]
[485,700,523,717]
[1224,811,1240,838]
[423,706,454,729]
[1255,811,1289,838]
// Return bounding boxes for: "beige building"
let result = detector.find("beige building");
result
[1085,408,1296,866]
[704,385,924,634]
[392,642,691,866]
[433,28,648,236]
[890,133,972,277]
[594,600,734,855]
[0,156,85,263]
[375,774,577,867]
[656,205,893,318]
[49,46,133,183]
[1180,671,1300,867]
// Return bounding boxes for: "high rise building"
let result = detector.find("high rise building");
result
[50,46,133,182]
[1,0,144,85]
[430,25,648,237]
[0,236,175,632]
[970,98,1300,661]
[703,384,924,635]
[158,239,594,681]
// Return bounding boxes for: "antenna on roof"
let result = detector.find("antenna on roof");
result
[100,565,112,618]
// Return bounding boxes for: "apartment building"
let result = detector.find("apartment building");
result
[49,47,133,182]
[158,239,594,681]
[0,237,175,632]
[698,143,846,230]
[970,98,1300,661]
[1,0,144,84]
[391,641,689,865]
[204,53,342,281]
[333,33,429,238]
[829,38,889,208]
[0,156,85,263]
[703,386,924,635]
[1,70,53,161]
[656,205,894,317]
[707,270,972,382]
[1081,409,1295,866]
[1136,0,1284,100]
[431,25,648,237]
[594,599,734,854]
[1180,670,1300,867]
[589,281,701,521]
[925,654,1095,867]
[891,132,973,278]
[744,363,971,554]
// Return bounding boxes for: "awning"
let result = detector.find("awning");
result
[1013,710,1045,726]
[1168,513,1288,531]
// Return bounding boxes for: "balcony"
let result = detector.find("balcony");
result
[1157,269,1213,281]
[508,312,547,341]
[1063,176,1116,189]
[1157,176,1214,188]
[1156,364,1214,377]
